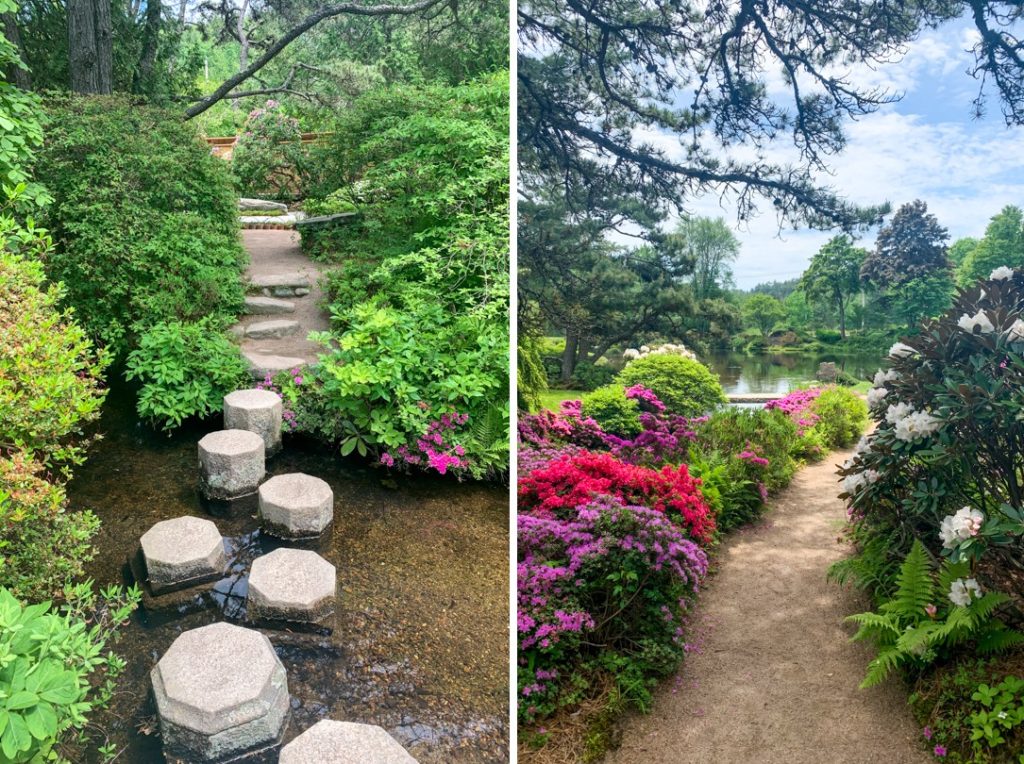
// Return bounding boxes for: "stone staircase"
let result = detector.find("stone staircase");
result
[234,229,330,377]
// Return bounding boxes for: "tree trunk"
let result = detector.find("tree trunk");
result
[134,0,162,92]
[2,13,30,89]
[838,297,847,339]
[94,0,113,93]
[561,333,579,383]
[68,0,99,93]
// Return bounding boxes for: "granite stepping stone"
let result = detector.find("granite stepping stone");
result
[244,351,308,377]
[198,429,265,501]
[245,319,301,339]
[247,548,336,624]
[279,720,417,763]
[139,516,227,595]
[223,389,283,456]
[258,472,333,540]
[244,295,295,315]
[151,622,289,761]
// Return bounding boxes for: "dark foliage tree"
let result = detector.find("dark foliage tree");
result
[801,235,866,339]
[861,200,951,289]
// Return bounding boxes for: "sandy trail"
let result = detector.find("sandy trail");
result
[605,446,930,764]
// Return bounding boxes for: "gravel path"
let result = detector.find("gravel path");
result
[605,446,930,764]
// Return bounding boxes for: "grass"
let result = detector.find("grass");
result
[536,389,585,412]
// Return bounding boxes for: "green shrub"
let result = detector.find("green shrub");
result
[615,355,726,417]
[517,335,548,412]
[0,583,140,763]
[808,386,868,449]
[570,360,616,391]
[815,328,842,343]
[0,453,99,601]
[581,385,641,437]
[0,215,107,475]
[692,408,798,494]
[34,95,246,358]
[232,100,310,199]
[125,319,249,431]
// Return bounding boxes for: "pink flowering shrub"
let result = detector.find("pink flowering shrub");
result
[232,100,309,198]
[517,495,708,723]
[380,412,469,475]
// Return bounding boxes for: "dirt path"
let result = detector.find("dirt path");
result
[605,446,930,764]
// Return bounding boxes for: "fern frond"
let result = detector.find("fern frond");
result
[976,625,1024,654]
[891,540,934,617]
[860,647,904,689]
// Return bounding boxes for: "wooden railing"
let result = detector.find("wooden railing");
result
[204,132,332,160]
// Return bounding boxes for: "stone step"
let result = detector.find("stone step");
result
[244,351,309,377]
[245,319,301,340]
[244,295,295,315]
[239,198,288,212]
[248,273,313,298]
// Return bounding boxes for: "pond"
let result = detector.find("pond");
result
[68,386,509,763]
[703,351,883,395]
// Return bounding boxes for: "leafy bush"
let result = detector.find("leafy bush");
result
[0,222,107,474]
[580,385,641,436]
[34,95,246,358]
[517,495,708,724]
[570,360,615,391]
[125,320,249,431]
[614,354,726,417]
[808,386,868,449]
[815,328,842,343]
[693,408,798,494]
[0,454,99,601]
[232,100,309,199]
[0,583,140,763]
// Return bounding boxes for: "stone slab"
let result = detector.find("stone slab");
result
[239,198,288,213]
[152,622,289,761]
[245,296,295,315]
[244,351,309,378]
[258,473,334,540]
[249,274,311,291]
[279,720,417,763]
[248,548,336,624]
[224,389,283,456]
[198,429,265,501]
[245,320,301,340]
[140,516,227,594]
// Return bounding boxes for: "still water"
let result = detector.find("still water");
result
[703,351,883,395]
[67,386,509,763]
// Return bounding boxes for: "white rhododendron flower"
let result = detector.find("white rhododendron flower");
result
[866,387,888,408]
[894,410,942,441]
[948,578,982,607]
[855,434,873,455]
[990,266,1014,280]
[842,469,880,495]
[885,401,915,424]
[623,348,640,360]
[1006,319,1024,343]
[872,368,899,387]
[889,342,917,358]
[939,506,984,548]
[957,310,995,334]
[639,345,650,353]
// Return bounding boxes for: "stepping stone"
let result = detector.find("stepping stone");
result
[151,622,289,762]
[224,389,283,456]
[245,295,295,315]
[245,319,301,340]
[249,273,310,291]
[244,351,309,378]
[247,548,336,624]
[279,720,417,763]
[140,516,227,595]
[198,429,265,501]
[239,198,288,212]
[258,472,333,540]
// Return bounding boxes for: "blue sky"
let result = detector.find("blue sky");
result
[653,19,1024,289]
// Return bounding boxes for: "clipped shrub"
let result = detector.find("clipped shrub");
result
[0,453,99,601]
[125,319,249,431]
[580,385,641,436]
[808,386,868,449]
[517,495,708,724]
[0,226,107,474]
[614,354,726,417]
[34,95,246,358]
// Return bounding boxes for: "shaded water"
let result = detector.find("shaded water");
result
[704,351,882,395]
[67,387,509,763]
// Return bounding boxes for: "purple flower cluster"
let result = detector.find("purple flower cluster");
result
[764,387,822,433]
[518,401,610,450]
[624,384,666,413]
[605,413,699,466]
[255,371,298,431]
[381,412,470,475]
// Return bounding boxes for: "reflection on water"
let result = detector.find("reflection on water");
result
[704,351,882,395]
[67,386,509,763]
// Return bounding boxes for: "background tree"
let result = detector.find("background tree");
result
[949,236,980,270]
[674,216,739,300]
[860,200,951,289]
[800,235,866,339]
[887,272,955,330]
[743,293,786,339]
[957,205,1024,285]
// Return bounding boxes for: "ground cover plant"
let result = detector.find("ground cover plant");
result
[518,368,868,751]
[834,265,1024,761]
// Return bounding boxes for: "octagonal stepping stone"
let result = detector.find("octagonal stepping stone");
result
[245,319,301,340]
[151,622,289,761]
[224,389,283,456]
[140,516,227,595]
[279,720,417,763]
[258,472,333,539]
[198,429,265,501]
[248,548,336,624]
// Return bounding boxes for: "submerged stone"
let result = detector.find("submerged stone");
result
[223,389,283,456]
[279,720,417,763]
[198,429,265,500]
[258,472,333,539]
[139,516,226,595]
[151,622,289,761]
[248,547,336,624]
